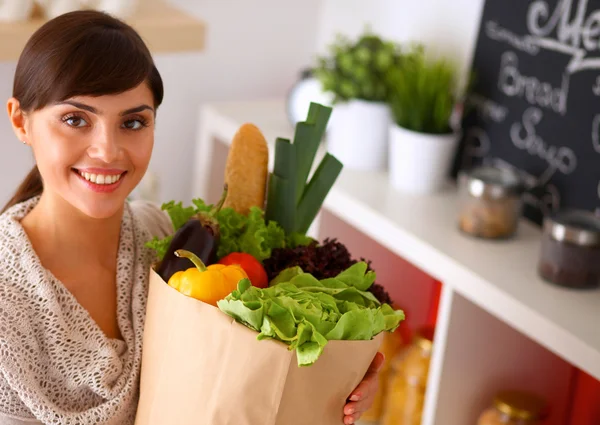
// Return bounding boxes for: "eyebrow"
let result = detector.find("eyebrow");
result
[120,105,155,116]
[59,100,97,113]
[57,101,155,116]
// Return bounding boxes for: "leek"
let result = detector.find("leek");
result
[265,102,343,235]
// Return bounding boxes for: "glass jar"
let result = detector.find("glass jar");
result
[458,166,525,239]
[380,327,434,425]
[478,390,547,425]
[538,209,600,289]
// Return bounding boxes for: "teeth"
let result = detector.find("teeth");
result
[78,170,123,185]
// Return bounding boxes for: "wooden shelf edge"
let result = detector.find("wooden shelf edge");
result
[0,1,205,62]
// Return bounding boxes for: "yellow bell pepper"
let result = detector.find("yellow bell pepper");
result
[168,249,248,306]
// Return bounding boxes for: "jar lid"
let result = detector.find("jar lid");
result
[493,390,547,421]
[459,166,524,199]
[544,209,600,247]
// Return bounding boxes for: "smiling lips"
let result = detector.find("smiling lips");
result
[78,170,123,185]
[73,168,126,192]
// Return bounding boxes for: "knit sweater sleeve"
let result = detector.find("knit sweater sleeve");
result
[128,199,173,240]
[0,197,170,425]
[0,376,38,424]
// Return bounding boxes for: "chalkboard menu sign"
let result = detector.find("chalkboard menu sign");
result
[455,0,600,225]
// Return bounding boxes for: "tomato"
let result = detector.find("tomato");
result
[218,252,268,288]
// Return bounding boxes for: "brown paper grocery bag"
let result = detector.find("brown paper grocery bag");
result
[135,268,384,425]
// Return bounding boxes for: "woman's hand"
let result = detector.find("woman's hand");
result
[343,352,385,424]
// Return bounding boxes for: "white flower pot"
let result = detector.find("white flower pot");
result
[0,0,35,22]
[326,100,391,171]
[388,123,459,194]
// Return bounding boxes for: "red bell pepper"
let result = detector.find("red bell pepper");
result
[218,252,268,289]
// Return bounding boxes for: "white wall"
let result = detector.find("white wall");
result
[0,60,35,207]
[0,1,488,206]
[0,0,321,206]
[315,0,486,91]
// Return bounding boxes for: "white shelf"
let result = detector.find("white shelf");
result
[193,99,600,383]
[326,167,600,381]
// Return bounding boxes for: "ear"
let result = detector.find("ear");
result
[7,97,29,145]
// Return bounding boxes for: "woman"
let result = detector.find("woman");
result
[0,10,383,425]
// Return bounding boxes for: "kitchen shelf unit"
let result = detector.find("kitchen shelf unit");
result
[0,0,205,61]
[192,99,600,425]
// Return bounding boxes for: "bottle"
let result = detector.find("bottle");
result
[380,326,434,425]
[478,390,547,425]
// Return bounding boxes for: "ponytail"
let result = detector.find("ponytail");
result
[1,165,43,214]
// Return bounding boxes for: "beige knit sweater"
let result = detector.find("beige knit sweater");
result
[0,196,173,425]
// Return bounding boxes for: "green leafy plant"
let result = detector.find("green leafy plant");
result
[386,44,462,134]
[314,28,402,103]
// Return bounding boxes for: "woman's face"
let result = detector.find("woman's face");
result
[15,83,155,219]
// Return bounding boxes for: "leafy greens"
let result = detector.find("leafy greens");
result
[145,198,287,262]
[217,262,405,367]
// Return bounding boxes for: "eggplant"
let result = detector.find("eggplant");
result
[157,219,218,282]
[157,185,228,282]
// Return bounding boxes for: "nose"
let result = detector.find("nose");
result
[87,126,120,164]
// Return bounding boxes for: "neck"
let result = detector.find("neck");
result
[21,191,123,268]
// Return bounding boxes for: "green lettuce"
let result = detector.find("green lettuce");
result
[146,197,286,262]
[217,263,405,367]
[144,200,197,259]
[145,235,173,260]
[194,199,286,261]
[238,207,286,261]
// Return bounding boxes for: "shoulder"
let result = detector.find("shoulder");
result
[128,199,173,240]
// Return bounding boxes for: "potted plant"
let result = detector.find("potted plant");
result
[314,29,402,170]
[386,44,463,194]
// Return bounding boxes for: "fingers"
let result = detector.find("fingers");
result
[348,375,376,404]
[343,393,376,424]
[345,387,376,414]
[366,351,385,375]
[344,412,360,425]
[348,352,384,402]
[342,352,386,424]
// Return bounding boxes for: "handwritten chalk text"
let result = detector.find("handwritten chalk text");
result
[592,114,600,153]
[510,107,578,175]
[527,0,600,73]
[486,21,540,55]
[498,51,570,115]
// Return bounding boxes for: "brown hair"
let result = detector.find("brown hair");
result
[2,10,164,213]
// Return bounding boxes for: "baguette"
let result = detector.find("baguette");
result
[223,123,269,215]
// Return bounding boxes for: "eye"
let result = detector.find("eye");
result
[62,115,88,128]
[122,118,149,130]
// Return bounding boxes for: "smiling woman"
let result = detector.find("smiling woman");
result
[0,7,383,425]
[3,9,163,219]
[0,9,174,425]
